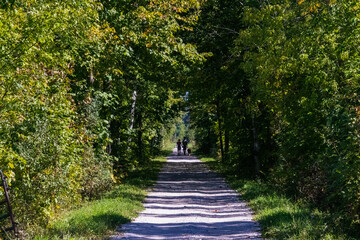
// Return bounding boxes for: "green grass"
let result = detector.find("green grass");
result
[160,143,175,156]
[34,156,166,240]
[201,157,353,240]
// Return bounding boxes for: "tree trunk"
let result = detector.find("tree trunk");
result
[129,90,137,132]
[90,68,94,84]
[216,98,224,161]
[137,113,143,160]
[224,105,229,161]
[252,114,260,176]
[224,127,229,161]
[128,90,137,145]
[207,118,211,155]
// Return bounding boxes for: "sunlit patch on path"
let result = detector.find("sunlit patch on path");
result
[111,149,262,239]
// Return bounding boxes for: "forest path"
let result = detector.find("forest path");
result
[111,148,262,239]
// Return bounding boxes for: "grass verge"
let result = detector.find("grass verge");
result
[201,157,353,240]
[34,156,166,240]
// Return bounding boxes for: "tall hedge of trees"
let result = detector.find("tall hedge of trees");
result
[188,0,360,236]
[0,0,203,233]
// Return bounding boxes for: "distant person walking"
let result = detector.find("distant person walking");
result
[176,139,182,155]
[182,137,188,155]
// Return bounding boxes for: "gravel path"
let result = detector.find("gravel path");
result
[111,149,262,240]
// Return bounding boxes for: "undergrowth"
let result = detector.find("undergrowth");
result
[201,157,354,240]
[32,154,167,240]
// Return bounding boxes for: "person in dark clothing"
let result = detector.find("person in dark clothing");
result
[176,139,182,155]
[182,137,188,155]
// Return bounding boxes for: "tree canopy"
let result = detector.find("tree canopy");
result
[1,0,360,238]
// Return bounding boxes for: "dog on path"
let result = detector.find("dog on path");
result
[187,148,191,156]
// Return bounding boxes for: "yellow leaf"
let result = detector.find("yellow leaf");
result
[8,162,14,169]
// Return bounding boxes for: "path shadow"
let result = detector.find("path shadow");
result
[112,150,262,239]
[118,221,260,239]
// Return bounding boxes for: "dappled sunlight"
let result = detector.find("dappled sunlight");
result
[111,149,261,239]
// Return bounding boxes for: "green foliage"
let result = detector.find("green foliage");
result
[33,156,165,240]
[0,0,203,237]
[3,0,360,238]
[187,0,360,237]
[0,0,104,230]
[202,157,353,240]
[233,0,360,234]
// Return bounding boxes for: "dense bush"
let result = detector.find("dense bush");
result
[187,0,360,237]
[0,0,203,237]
